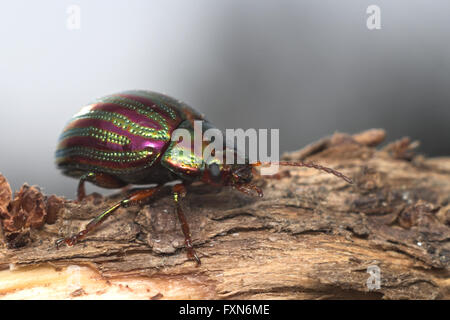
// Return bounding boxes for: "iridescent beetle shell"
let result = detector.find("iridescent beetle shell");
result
[55,90,216,186]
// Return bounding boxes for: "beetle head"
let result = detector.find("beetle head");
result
[202,161,263,197]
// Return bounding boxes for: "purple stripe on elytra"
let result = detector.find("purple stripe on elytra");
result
[56,146,157,171]
[118,93,180,122]
[63,154,155,171]
[90,103,163,130]
[59,118,167,153]
[59,136,166,154]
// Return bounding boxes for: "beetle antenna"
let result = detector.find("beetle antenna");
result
[253,161,353,184]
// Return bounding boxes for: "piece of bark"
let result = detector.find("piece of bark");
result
[0,129,449,300]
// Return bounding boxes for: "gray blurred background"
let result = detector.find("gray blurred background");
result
[1,0,449,198]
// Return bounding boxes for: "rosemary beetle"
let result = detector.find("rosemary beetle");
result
[55,90,352,264]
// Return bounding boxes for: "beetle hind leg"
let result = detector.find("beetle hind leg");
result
[58,182,201,266]
[56,186,161,248]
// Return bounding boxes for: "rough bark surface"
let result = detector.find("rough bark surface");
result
[0,129,449,299]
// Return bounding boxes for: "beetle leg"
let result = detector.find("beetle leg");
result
[56,186,161,248]
[77,172,127,202]
[173,183,201,265]
[77,172,93,201]
[234,183,264,198]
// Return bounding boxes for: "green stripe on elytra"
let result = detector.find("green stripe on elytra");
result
[74,110,170,140]
[99,95,174,127]
[125,91,178,120]
[56,146,152,163]
[60,127,131,145]
[56,148,160,174]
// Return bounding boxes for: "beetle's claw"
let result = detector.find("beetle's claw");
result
[187,249,201,266]
[193,252,201,266]
[55,236,77,249]
[55,238,65,249]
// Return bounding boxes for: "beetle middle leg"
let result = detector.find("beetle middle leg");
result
[77,172,127,202]
[173,183,201,265]
[56,186,161,248]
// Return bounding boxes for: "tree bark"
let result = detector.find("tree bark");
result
[0,129,449,299]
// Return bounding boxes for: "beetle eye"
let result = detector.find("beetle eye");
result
[209,163,221,182]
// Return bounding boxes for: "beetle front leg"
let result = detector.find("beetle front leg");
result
[173,183,201,265]
[56,186,161,248]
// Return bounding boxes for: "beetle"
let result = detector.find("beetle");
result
[55,90,353,264]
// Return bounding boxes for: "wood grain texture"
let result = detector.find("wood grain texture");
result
[0,129,449,299]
